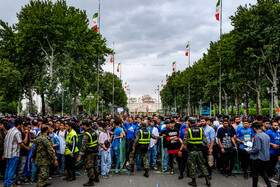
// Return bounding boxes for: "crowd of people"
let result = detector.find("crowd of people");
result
[0,108,280,187]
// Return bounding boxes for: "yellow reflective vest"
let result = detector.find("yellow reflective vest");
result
[65,129,79,155]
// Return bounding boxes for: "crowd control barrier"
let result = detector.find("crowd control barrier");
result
[110,137,130,174]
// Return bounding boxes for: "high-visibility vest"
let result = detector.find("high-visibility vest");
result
[65,129,79,155]
[139,129,151,145]
[85,129,98,148]
[188,127,203,145]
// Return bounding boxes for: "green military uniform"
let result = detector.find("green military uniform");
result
[80,128,99,181]
[183,126,209,180]
[32,133,57,187]
[129,127,159,171]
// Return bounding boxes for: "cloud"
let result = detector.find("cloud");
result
[0,0,258,100]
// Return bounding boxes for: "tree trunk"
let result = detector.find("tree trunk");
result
[244,94,249,117]
[73,96,77,115]
[273,76,279,116]
[41,93,45,116]
[235,93,240,115]
[213,103,216,117]
[231,103,234,116]
[28,86,34,114]
[17,97,21,116]
[256,89,262,115]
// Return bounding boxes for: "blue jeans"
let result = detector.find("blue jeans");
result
[56,153,65,174]
[148,145,157,166]
[4,157,19,187]
[164,148,169,169]
[31,161,37,182]
[137,155,141,169]
[110,146,120,169]
[101,150,111,176]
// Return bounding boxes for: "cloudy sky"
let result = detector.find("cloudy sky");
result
[1,0,257,100]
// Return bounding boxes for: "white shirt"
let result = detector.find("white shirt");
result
[149,127,159,148]
[4,127,22,158]
[56,130,67,154]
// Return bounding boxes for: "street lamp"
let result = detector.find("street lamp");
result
[100,99,105,118]
[266,87,277,119]
[87,94,94,116]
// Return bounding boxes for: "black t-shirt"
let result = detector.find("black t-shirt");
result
[217,127,234,149]
[175,123,181,130]
[165,128,181,154]
[20,131,30,156]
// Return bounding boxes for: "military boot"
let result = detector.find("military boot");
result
[188,178,197,187]
[205,176,211,186]
[178,172,184,180]
[83,179,94,186]
[126,164,134,172]
[93,175,100,183]
[143,169,149,178]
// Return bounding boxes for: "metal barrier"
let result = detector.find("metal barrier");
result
[111,137,130,174]
[233,143,243,174]
[155,138,170,175]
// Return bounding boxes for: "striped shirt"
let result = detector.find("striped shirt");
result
[4,127,22,158]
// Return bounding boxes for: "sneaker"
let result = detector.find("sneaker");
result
[153,166,158,170]
[101,175,108,179]
[163,168,168,172]
[115,171,119,174]
[170,169,174,175]
[48,177,52,180]
[107,174,112,178]
[269,178,278,184]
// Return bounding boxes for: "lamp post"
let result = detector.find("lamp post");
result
[87,94,94,116]
[100,99,105,118]
[267,87,277,119]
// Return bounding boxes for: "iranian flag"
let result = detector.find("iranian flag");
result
[215,0,220,21]
[93,13,98,32]
[110,55,114,63]
[185,44,189,56]
[117,63,120,72]
[172,61,176,72]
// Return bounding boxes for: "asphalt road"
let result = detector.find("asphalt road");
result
[1,168,273,187]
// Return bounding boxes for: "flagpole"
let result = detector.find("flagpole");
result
[188,42,191,116]
[218,0,222,115]
[112,42,115,117]
[96,0,101,117]
[120,62,122,81]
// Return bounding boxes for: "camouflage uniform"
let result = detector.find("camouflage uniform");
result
[32,133,57,187]
[129,128,159,169]
[80,129,99,180]
[183,127,209,179]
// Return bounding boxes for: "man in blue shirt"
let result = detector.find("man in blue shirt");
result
[110,120,124,173]
[265,120,280,182]
[119,113,137,163]
[200,117,215,179]
[179,119,187,140]
[249,122,271,187]
[236,118,254,179]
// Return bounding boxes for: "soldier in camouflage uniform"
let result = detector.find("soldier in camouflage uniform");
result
[127,122,161,178]
[179,117,211,186]
[77,121,99,186]
[31,124,58,187]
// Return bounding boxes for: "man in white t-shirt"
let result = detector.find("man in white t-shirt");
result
[147,120,159,170]
[56,122,68,177]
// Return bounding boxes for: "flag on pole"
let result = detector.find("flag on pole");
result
[161,80,163,87]
[155,89,157,94]
[117,63,120,72]
[110,55,114,63]
[215,0,220,21]
[166,74,168,82]
[172,61,176,72]
[185,44,189,56]
[92,13,98,32]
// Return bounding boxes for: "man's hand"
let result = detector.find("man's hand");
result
[77,155,82,163]
[208,148,213,155]
[2,154,5,160]
[178,151,182,157]
[272,144,279,149]
[234,146,237,150]
[26,147,30,151]
[221,148,225,153]
[70,153,74,158]
[146,106,149,112]
[119,111,122,116]
[54,160,58,167]
[132,147,135,150]
[134,108,138,113]
[31,158,35,163]
[278,156,280,161]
